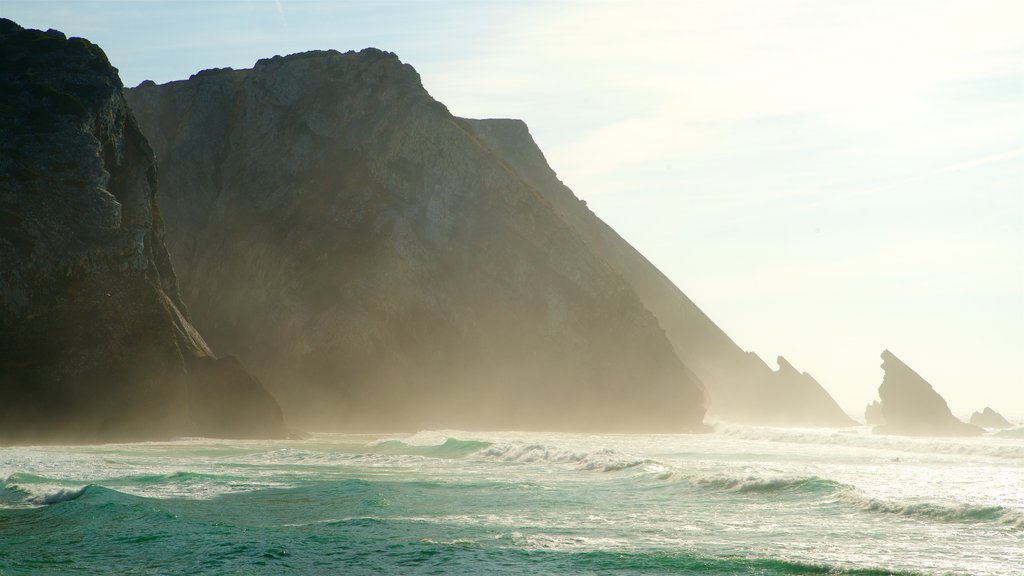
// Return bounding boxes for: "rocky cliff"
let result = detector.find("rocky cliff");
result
[969,407,1012,429]
[125,49,707,432]
[0,20,285,443]
[461,118,854,427]
[870,350,980,436]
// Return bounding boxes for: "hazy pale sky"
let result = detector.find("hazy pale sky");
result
[4,0,1021,419]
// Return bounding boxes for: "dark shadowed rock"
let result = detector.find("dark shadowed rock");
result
[969,407,1012,429]
[0,19,284,443]
[870,350,981,437]
[125,49,708,433]
[461,118,854,427]
[187,355,285,438]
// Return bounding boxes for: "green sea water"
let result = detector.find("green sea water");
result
[1,426,1022,575]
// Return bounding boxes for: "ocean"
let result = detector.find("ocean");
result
[1,426,1021,575]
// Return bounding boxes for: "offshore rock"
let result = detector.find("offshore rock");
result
[969,407,1012,429]
[125,49,707,432]
[871,350,981,437]
[864,400,885,425]
[0,20,284,443]
[461,118,854,427]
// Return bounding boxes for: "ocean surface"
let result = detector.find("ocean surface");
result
[2,425,1022,575]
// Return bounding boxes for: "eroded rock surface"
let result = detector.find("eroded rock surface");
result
[0,20,284,443]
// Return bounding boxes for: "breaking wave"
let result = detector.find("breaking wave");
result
[717,425,1024,459]
[660,472,847,495]
[473,442,654,472]
[836,491,1024,528]
[650,469,1023,528]
[1,475,94,507]
[365,437,492,459]
[25,485,90,505]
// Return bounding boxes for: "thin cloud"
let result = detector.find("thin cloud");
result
[929,146,1024,177]
[274,0,288,29]
[848,145,1024,199]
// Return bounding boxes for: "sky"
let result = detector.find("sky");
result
[3,0,1022,420]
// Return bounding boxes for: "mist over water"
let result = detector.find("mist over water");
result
[2,426,1021,575]
[0,5,1020,575]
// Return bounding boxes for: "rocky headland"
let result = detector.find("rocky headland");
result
[451,119,854,427]
[125,49,709,432]
[0,20,285,443]
[868,350,981,436]
[124,48,859,431]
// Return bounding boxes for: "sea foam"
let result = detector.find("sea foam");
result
[717,425,1024,459]
[473,442,655,472]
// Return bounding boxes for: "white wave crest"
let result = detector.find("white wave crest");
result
[717,425,1024,460]
[473,443,654,472]
[655,471,846,495]
[3,482,91,506]
[27,485,89,505]
[835,490,1024,528]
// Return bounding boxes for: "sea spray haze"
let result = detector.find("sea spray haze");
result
[1,11,1021,576]
[124,49,710,433]
[459,118,855,428]
[124,48,855,432]
[1,428,1022,574]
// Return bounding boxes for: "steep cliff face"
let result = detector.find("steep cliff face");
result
[0,20,284,443]
[125,49,707,432]
[871,350,980,436]
[462,118,854,427]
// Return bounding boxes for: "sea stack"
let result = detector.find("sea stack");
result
[0,20,285,443]
[125,49,708,432]
[864,400,885,425]
[969,407,1012,429]
[869,350,981,436]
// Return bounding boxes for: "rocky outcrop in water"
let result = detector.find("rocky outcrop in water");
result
[0,20,285,443]
[864,400,885,425]
[461,118,854,427]
[125,49,707,432]
[869,350,980,436]
[969,407,1012,429]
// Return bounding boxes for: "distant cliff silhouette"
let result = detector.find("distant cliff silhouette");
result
[0,20,284,443]
[869,350,980,436]
[461,118,853,427]
[126,49,853,431]
[125,50,707,432]
[969,407,1011,429]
